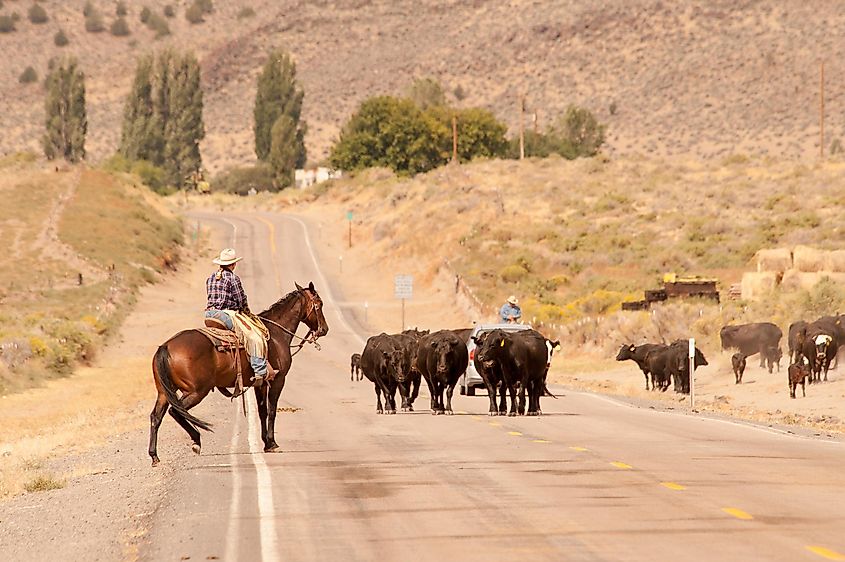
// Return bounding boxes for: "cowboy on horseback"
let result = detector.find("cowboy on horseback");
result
[205,248,272,385]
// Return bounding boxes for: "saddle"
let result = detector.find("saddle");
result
[199,318,243,352]
[198,320,249,401]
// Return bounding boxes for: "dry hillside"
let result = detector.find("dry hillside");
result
[1,0,843,171]
[280,155,845,352]
[0,154,182,394]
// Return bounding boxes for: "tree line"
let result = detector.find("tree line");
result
[41,51,604,191]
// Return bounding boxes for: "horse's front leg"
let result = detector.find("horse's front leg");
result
[149,393,169,466]
[253,384,270,447]
[264,376,286,452]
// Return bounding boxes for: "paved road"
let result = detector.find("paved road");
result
[141,211,845,562]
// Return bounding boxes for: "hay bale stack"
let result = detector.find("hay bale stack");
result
[793,245,829,272]
[781,270,824,291]
[825,250,845,273]
[741,271,779,300]
[754,248,792,272]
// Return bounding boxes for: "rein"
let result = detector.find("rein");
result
[260,294,323,356]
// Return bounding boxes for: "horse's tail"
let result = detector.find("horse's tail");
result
[543,382,558,399]
[153,345,213,432]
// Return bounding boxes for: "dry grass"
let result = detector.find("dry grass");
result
[286,155,845,353]
[23,474,65,493]
[0,159,182,395]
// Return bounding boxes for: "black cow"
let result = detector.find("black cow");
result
[788,358,811,398]
[731,353,746,384]
[801,330,837,383]
[616,343,667,390]
[359,334,407,414]
[451,328,474,344]
[471,330,509,415]
[762,346,782,373]
[417,330,469,414]
[646,341,707,394]
[812,315,845,369]
[474,328,552,415]
[720,322,782,368]
[350,353,362,381]
[788,321,808,363]
[391,328,430,411]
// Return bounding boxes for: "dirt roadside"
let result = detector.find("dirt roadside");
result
[0,241,217,560]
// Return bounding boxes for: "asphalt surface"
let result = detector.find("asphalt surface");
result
[140,211,845,562]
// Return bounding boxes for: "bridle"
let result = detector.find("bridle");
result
[260,288,324,356]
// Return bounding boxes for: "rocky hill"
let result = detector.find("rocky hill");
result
[1,0,842,170]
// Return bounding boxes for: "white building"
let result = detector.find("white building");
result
[295,167,342,189]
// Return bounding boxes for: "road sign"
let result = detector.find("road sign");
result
[394,275,413,300]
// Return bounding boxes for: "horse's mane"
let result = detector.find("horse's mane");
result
[259,289,302,318]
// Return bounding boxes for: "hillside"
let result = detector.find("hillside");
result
[0,155,182,394]
[280,155,845,351]
[1,1,843,172]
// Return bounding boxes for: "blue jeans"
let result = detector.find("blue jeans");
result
[205,310,268,378]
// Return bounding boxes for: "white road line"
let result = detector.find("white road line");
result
[247,393,279,562]
[224,402,243,562]
[216,216,279,562]
[283,214,366,346]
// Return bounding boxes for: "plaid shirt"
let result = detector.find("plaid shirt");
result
[206,269,248,312]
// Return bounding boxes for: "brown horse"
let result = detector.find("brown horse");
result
[148,282,329,466]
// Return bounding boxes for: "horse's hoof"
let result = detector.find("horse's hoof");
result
[508,412,516,417]
[488,412,496,416]
[191,444,201,455]
[407,406,414,412]
[446,410,453,415]
[264,445,280,453]
[151,457,160,467]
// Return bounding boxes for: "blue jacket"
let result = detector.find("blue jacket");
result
[500,303,522,322]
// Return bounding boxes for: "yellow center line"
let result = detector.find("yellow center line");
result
[569,446,589,452]
[488,422,501,427]
[507,431,523,436]
[722,507,754,520]
[660,482,686,491]
[806,546,845,561]
[471,416,482,421]
[532,439,551,444]
[255,216,282,292]
[610,461,632,470]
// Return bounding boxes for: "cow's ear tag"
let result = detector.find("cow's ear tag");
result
[555,344,562,351]
[500,340,505,347]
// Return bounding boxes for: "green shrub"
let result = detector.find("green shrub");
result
[18,66,37,84]
[28,3,48,24]
[147,13,169,38]
[500,264,529,283]
[139,5,151,23]
[237,6,255,19]
[163,4,175,17]
[110,16,130,36]
[131,160,168,192]
[24,475,64,493]
[185,3,203,23]
[85,11,105,32]
[116,1,127,16]
[54,29,69,46]
[212,164,275,195]
[0,14,16,32]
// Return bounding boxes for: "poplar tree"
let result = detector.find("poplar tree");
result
[43,58,87,163]
[119,49,204,186]
[268,115,298,188]
[253,49,306,167]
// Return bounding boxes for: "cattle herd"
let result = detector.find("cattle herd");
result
[616,313,845,400]
[351,327,559,416]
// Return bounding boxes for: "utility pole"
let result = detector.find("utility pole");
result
[452,113,458,163]
[820,60,825,160]
[532,110,538,135]
[518,94,526,160]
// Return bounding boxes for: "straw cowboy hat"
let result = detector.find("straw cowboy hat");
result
[507,295,519,305]
[212,248,243,266]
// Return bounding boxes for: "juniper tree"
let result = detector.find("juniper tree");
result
[43,58,87,163]
[253,49,306,167]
